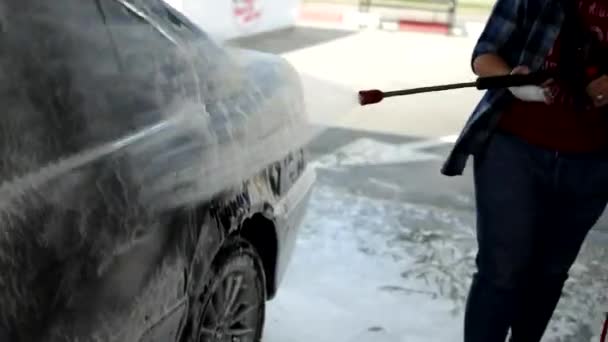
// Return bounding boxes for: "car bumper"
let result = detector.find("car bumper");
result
[271,165,316,297]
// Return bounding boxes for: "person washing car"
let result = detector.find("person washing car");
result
[440,0,608,340]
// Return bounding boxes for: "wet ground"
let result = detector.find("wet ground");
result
[232,24,608,341]
[264,182,607,342]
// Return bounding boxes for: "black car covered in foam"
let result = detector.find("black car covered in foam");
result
[0,0,315,341]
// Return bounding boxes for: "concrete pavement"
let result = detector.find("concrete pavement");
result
[282,27,482,137]
[234,25,482,137]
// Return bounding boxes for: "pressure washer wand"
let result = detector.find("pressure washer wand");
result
[358,72,551,106]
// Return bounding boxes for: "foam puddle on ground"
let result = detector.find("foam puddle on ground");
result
[265,185,608,342]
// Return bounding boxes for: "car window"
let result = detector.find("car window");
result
[142,0,239,114]
[119,0,210,41]
[152,0,229,65]
[157,1,205,37]
[98,0,201,121]
[103,0,243,147]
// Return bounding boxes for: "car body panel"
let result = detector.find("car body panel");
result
[0,0,314,340]
[271,153,315,289]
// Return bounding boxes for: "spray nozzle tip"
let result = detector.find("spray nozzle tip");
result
[358,89,384,106]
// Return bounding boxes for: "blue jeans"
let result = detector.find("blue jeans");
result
[465,131,608,342]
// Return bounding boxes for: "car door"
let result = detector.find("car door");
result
[85,1,200,341]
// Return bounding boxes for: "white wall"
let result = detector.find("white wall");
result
[163,0,184,12]
[173,0,301,41]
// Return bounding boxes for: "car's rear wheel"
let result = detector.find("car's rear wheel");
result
[194,238,266,342]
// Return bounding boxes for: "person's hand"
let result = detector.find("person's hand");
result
[508,66,554,104]
[586,75,608,107]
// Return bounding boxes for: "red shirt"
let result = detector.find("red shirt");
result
[498,0,608,153]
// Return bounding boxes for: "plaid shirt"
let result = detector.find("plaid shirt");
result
[441,0,565,176]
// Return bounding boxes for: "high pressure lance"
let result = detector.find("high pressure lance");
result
[358,72,552,106]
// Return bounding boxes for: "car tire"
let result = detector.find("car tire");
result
[191,238,266,342]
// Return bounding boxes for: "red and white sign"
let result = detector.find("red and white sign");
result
[232,0,262,27]
[178,0,300,40]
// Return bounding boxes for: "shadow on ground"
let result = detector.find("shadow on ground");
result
[228,26,357,54]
